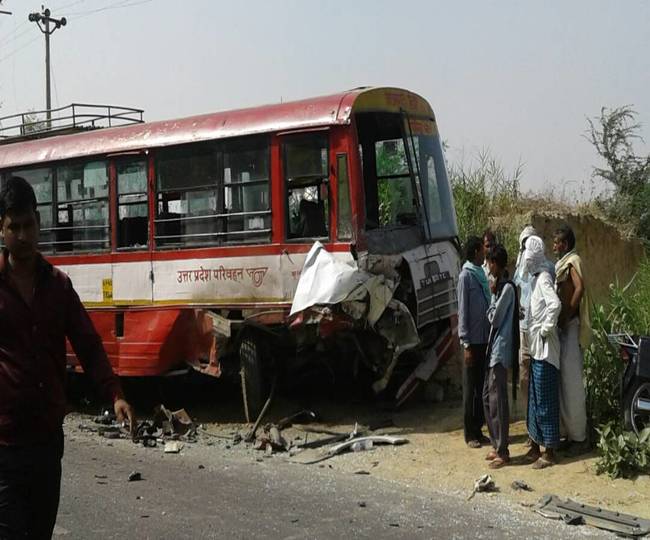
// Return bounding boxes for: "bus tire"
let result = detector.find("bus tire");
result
[239,333,266,423]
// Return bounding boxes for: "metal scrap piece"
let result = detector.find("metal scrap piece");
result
[468,474,497,500]
[511,480,533,492]
[164,441,183,454]
[326,434,408,456]
[535,494,650,536]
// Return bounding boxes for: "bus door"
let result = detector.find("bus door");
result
[111,157,153,304]
[279,131,331,298]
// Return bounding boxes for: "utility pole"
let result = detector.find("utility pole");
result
[28,6,67,127]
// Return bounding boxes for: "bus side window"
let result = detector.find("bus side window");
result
[284,133,329,240]
[155,143,219,248]
[10,167,56,253]
[56,161,110,252]
[116,159,148,249]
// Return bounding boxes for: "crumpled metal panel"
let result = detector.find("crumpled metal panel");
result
[535,494,650,536]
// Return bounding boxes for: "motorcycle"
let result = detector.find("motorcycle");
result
[608,333,650,436]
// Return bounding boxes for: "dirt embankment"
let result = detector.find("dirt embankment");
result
[530,212,643,303]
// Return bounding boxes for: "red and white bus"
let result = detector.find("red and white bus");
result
[0,87,460,416]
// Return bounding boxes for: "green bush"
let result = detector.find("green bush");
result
[585,260,650,431]
[449,150,523,258]
[596,422,650,479]
[584,302,624,432]
[585,260,650,478]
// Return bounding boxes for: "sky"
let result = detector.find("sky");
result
[0,0,648,198]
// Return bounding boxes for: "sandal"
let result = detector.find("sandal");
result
[523,449,541,464]
[485,450,498,461]
[532,457,554,470]
[489,456,509,469]
[467,440,481,449]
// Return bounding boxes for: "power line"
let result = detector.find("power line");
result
[0,34,40,65]
[0,24,32,48]
[52,60,60,107]
[66,0,153,19]
[56,0,87,11]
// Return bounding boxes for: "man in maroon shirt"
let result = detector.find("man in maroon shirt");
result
[0,176,135,539]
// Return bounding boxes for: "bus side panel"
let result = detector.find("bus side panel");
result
[66,308,213,376]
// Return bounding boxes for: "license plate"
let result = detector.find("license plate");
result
[420,271,450,288]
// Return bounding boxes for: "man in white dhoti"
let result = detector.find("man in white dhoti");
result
[553,225,592,454]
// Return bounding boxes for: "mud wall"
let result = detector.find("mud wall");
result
[529,212,644,304]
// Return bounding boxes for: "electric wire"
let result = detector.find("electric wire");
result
[55,0,87,11]
[0,24,32,49]
[52,61,60,108]
[66,0,153,19]
[0,34,40,65]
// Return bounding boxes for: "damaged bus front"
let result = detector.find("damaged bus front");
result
[288,89,460,407]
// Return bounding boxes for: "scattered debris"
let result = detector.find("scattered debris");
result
[511,480,533,492]
[164,441,183,454]
[351,440,374,453]
[535,494,650,537]
[152,405,196,439]
[353,470,370,475]
[198,465,205,470]
[128,471,142,482]
[358,501,367,508]
[243,376,278,443]
[327,435,407,457]
[93,409,116,426]
[294,434,408,465]
[94,474,107,479]
[98,425,121,439]
[276,409,318,430]
[467,474,497,500]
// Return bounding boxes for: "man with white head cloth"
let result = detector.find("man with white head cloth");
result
[513,225,538,404]
[523,235,562,469]
[513,226,556,409]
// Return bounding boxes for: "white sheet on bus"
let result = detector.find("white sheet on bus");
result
[290,242,367,316]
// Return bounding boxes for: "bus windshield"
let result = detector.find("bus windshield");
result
[357,112,458,241]
[403,116,458,241]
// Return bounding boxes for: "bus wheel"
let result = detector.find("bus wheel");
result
[239,333,267,423]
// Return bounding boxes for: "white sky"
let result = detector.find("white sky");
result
[1,0,648,198]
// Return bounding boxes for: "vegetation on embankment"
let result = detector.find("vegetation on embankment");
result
[449,106,650,479]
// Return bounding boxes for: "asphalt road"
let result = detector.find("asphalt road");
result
[54,423,609,539]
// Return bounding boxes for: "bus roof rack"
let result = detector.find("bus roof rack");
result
[0,103,144,144]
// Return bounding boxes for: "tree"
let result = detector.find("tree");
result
[22,112,47,135]
[587,106,650,239]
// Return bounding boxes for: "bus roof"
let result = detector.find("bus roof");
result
[0,87,434,170]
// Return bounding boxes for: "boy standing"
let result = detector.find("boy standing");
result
[483,245,518,468]
[457,236,491,448]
